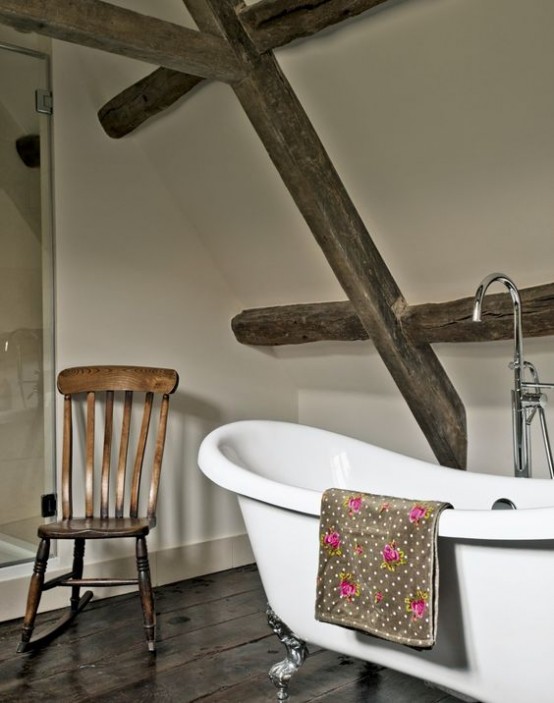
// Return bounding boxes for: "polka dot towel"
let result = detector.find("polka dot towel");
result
[315,488,451,649]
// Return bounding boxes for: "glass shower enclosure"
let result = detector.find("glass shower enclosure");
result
[0,38,55,567]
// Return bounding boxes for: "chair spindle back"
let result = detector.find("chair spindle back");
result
[57,366,179,523]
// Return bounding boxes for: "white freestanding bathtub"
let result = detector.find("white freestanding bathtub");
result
[198,420,554,703]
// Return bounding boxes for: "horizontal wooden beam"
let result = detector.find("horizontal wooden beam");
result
[0,0,244,82]
[231,282,554,345]
[98,0,395,137]
[98,68,205,139]
[98,70,206,138]
[240,0,393,53]
[404,282,554,343]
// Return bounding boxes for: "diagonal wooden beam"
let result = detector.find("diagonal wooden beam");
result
[231,283,554,345]
[0,0,244,82]
[98,0,395,137]
[184,0,467,469]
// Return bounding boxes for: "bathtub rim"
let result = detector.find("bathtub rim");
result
[198,420,554,541]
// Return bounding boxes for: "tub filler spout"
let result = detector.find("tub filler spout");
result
[473,272,554,478]
[473,273,528,476]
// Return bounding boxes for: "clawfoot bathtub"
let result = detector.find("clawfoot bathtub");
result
[198,420,554,703]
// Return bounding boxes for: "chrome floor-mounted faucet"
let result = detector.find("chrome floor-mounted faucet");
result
[473,273,554,478]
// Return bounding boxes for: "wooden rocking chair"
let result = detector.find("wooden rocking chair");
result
[17,365,179,653]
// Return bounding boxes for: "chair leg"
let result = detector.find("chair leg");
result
[17,538,50,653]
[136,536,156,652]
[17,537,93,654]
[70,538,85,612]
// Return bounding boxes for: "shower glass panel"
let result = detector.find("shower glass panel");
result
[0,41,55,567]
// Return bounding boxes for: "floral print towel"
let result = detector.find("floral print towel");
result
[315,488,451,649]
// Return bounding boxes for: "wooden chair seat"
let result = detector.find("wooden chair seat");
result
[39,517,154,540]
[17,365,179,654]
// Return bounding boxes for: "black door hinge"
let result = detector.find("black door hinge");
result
[41,493,57,518]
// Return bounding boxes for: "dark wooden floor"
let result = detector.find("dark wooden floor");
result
[0,564,469,702]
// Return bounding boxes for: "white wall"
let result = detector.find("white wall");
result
[2,0,554,620]
[291,339,554,478]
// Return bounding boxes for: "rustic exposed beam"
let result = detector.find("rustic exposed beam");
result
[98,68,205,140]
[233,301,364,345]
[185,0,467,470]
[240,0,393,53]
[0,110,41,237]
[0,0,244,83]
[404,283,554,344]
[98,0,394,137]
[231,283,554,346]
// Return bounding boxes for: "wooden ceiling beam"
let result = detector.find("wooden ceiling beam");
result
[98,69,205,140]
[98,0,395,137]
[241,0,394,52]
[0,0,244,82]
[184,0,467,470]
[231,282,554,346]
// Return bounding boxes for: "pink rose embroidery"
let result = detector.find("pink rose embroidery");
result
[321,529,342,556]
[344,494,362,516]
[354,543,364,555]
[409,504,431,525]
[405,590,428,620]
[338,572,360,602]
[374,590,383,604]
[379,501,390,513]
[381,540,407,571]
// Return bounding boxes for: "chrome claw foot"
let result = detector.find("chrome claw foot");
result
[267,605,308,701]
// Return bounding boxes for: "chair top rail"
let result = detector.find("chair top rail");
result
[58,366,179,395]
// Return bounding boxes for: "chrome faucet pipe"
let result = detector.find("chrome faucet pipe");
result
[521,361,554,478]
[472,272,524,375]
[473,273,528,477]
[522,381,554,390]
[538,406,554,479]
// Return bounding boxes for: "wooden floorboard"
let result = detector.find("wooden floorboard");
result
[0,564,469,702]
